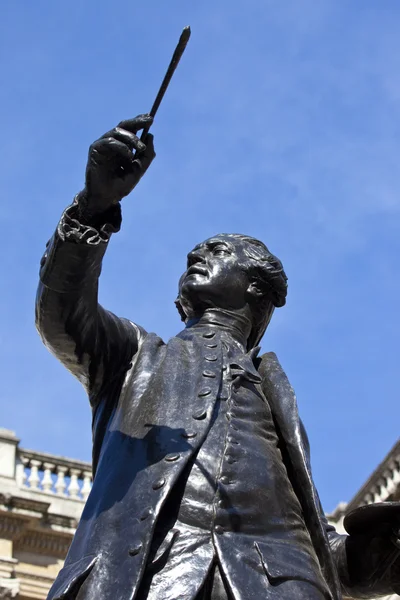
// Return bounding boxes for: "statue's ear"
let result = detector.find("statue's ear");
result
[247,280,264,301]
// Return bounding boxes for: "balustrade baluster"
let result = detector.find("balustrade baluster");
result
[373,486,382,503]
[68,469,81,498]
[82,471,92,500]
[42,462,55,493]
[28,459,42,490]
[15,457,28,488]
[392,466,400,485]
[55,466,68,496]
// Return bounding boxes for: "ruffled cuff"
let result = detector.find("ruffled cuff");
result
[39,198,119,293]
[58,196,121,245]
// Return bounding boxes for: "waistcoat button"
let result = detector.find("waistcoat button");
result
[198,387,212,397]
[165,453,180,462]
[204,355,218,362]
[205,342,218,348]
[181,431,197,439]
[202,331,216,338]
[152,478,166,490]
[203,370,216,378]
[140,507,153,520]
[192,409,207,420]
[214,525,224,535]
[129,543,142,556]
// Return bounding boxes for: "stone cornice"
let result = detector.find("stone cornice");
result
[0,514,28,541]
[346,439,400,512]
[14,529,72,558]
[0,505,74,558]
[0,495,78,532]
[0,494,51,516]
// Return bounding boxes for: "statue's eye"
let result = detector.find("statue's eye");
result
[213,245,230,256]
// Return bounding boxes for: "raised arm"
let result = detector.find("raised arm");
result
[36,114,155,403]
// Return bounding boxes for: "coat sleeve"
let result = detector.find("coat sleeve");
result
[298,420,347,563]
[36,200,144,405]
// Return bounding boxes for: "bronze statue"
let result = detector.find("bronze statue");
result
[37,113,400,599]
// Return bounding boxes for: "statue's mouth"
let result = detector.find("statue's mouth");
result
[186,265,208,277]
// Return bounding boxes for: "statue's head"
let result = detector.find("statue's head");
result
[176,234,288,347]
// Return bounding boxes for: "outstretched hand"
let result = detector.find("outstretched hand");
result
[80,114,156,218]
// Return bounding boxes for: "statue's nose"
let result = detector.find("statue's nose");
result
[187,249,206,265]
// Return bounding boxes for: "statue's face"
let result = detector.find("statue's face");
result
[178,235,253,318]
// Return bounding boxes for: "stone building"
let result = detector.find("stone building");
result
[0,429,91,599]
[0,427,399,599]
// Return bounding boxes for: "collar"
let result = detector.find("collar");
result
[185,308,252,350]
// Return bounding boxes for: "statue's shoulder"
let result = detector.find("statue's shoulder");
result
[258,351,296,401]
[258,351,284,377]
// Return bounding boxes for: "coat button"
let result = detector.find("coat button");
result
[140,507,153,520]
[214,525,224,535]
[129,543,142,556]
[202,331,216,339]
[165,453,180,462]
[192,409,207,420]
[202,370,216,378]
[152,478,166,490]
[219,476,230,484]
[198,387,212,397]
[181,431,197,439]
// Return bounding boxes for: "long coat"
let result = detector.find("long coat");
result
[36,216,377,600]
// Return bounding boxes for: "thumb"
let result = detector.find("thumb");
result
[137,133,156,173]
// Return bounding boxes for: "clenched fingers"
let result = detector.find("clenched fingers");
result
[118,114,153,134]
[100,127,146,152]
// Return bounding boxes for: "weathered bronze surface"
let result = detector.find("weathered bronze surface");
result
[37,116,400,599]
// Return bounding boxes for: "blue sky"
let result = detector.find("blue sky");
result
[1,0,399,513]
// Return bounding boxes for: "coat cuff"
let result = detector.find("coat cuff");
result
[39,202,115,293]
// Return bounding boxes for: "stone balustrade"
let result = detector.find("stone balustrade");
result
[15,448,92,501]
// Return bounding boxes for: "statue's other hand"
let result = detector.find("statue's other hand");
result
[345,529,400,593]
[80,114,156,218]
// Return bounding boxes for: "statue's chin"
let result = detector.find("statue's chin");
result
[178,293,214,321]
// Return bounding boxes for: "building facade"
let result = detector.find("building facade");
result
[0,427,399,599]
[0,429,91,599]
